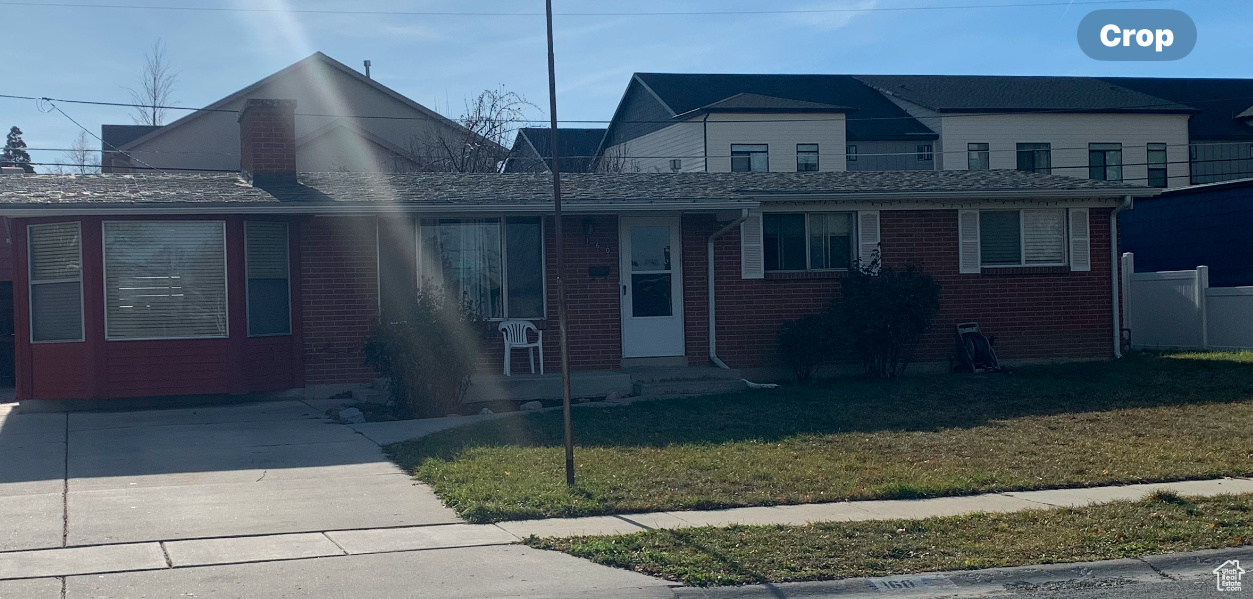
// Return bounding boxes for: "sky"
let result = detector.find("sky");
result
[2,0,1250,171]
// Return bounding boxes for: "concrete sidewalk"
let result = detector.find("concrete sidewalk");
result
[495,476,1253,538]
[3,477,1250,582]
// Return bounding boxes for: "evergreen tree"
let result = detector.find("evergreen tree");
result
[2,126,34,173]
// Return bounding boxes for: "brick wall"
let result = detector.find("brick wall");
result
[300,215,380,384]
[683,208,1115,370]
[238,99,297,183]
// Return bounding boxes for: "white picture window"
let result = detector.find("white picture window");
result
[28,222,84,343]
[419,217,545,319]
[978,209,1067,267]
[104,221,228,340]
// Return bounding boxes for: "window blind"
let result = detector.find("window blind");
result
[245,221,291,336]
[1022,209,1066,264]
[28,222,83,342]
[978,211,1021,265]
[104,221,228,340]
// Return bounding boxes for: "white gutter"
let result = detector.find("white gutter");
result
[1111,194,1134,359]
[708,208,750,369]
[748,189,1163,202]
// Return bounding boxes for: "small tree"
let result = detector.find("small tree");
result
[363,285,486,419]
[60,132,100,174]
[833,254,942,379]
[127,39,178,126]
[405,86,533,172]
[2,126,34,173]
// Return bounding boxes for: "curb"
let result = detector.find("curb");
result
[670,546,1252,598]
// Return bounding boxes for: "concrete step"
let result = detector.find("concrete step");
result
[624,366,743,384]
[633,377,746,398]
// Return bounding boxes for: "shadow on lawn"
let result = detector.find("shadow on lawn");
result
[392,352,1253,463]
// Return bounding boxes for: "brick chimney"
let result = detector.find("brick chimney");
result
[238,98,297,187]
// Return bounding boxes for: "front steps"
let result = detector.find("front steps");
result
[627,366,747,398]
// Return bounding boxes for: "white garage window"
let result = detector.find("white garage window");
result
[104,221,228,340]
[28,222,84,343]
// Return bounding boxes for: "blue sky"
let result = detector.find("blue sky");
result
[2,0,1249,171]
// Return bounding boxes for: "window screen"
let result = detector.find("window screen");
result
[763,213,806,270]
[104,221,228,340]
[245,221,290,336]
[796,144,819,172]
[979,211,1021,265]
[808,213,853,270]
[1147,143,1168,188]
[505,217,545,319]
[1016,143,1052,174]
[28,222,83,342]
[731,144,768,172]
[968,143,990,170]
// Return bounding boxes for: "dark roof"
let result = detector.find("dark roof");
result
[633,73,937,141]
[1153,176,1253,199]
[682,93,852,115]
[1101,77,1253,140]
[510,127,606,173]
[856,75,1196,114]
[100,125,163,151]
[0,170,1151,211]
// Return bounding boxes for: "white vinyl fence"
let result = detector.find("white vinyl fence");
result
[1122,253,1253,350]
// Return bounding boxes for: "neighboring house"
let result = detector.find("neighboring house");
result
[502,127,605,173]
[102,52,488,174]
[597,74,938,174]
[0,98,1157,403]
[1120,177,1253,287]
[1102,77,1253,184]
[855,75,1195,188]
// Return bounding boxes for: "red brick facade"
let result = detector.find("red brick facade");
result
[299,216,381,385]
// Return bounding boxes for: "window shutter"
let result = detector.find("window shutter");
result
[856,210,880,272]
[958,210,981,274]
[740,212,764,279]
[1069,208,1091,272]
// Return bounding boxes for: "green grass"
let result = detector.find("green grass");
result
[385,351,1253,523]
[527,492,1253,586]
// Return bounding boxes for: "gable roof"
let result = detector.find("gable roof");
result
[1102,77,1253,140]
[100,125,163,152]
[0,170,1155,215]
[631,73,937,141]
[507,127,606,173]
[855,75,1196,114]
[678,93,853,116]
[117,52,469,151]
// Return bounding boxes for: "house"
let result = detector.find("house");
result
[501,127,606,173]
[1120,177,1253,287]
[1103,77,1253,184]
[574,73,1253,188]
[101,52,489,174]
[596,74,938,174]
[0,99,1158,404]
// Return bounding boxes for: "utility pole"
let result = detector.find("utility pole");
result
[545,0,576,486]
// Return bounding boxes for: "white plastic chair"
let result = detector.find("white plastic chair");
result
[499,320,543,376]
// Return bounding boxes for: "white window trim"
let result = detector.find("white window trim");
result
[28,221,86,344]
[102,220,230,342]
[978,209,1069,269]
[415,215,548,321]
[244,221,292,338]
[762,211,859,273]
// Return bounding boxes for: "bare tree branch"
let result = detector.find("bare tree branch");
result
[126,39,178,127]
[404,86,534,173]
[60,132,100,174]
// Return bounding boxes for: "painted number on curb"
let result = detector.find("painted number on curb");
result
[865,575,958,593]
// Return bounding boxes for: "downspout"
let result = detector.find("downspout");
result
[1111,195,1133,359]
[708,208,750,369]
[702,113,710,172]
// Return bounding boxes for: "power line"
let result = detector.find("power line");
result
[6,90,1253,127]
[0,0,1175,17]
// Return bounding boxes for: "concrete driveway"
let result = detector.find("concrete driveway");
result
[0,398,459,551]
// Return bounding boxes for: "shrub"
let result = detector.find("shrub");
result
[363,286,487,419]
[778,312,834,384]
[833,255,941,380]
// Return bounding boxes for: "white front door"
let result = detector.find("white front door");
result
[620,216,685,358]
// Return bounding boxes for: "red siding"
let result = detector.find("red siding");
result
[14,215,301,401]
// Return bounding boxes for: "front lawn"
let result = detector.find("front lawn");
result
[386,352,1253,523]
[528,492,1253,586]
